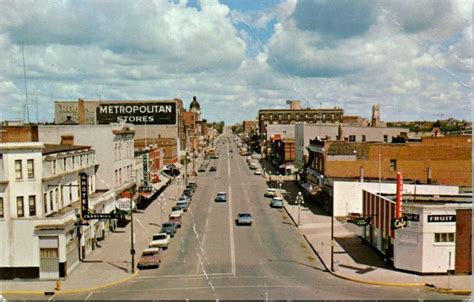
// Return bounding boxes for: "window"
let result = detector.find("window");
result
[389,159,397,171]
[63,158,67,171]
[17,196,24,217]
[15,160,22,179]
[49,191,53,212]
[362,135,366,142]
[349,135,356,142]
[55,188,60,208]
[383,135,388,142]
[434,233,455,243]
[27,159,34,178]
[29,195,36,216]
[43,193,48,214]
[0,197,3,218]
[52,160,56,174]
[80,155,83,166]
[71,156,75,169]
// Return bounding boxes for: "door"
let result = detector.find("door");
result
[39,236,59,279]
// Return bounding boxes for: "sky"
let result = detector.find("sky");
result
[0,0,472,124]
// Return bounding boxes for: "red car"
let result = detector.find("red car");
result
[138,248,161,269]
[168,214,182,228]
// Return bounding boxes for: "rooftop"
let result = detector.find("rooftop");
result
[43,144,91,155]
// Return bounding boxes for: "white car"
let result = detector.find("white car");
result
[169,211,182,219]
[254,169,262,175]
[149,233,171,249]
[170,206,184,216]
[264,188,277,197]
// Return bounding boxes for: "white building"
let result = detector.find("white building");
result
[0,142,100,279]
[394,202,471,273]
[38,123,136,192]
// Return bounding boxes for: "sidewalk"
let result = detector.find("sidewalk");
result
[1,177,184,296]
[280,191,472,295]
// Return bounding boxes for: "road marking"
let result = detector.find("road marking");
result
[84,291,94,300]
[228,185,236,276]
[227,157,231,178]
[48,294,56,301]
[135,218,151,236]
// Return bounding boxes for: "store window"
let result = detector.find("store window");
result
[349,135,356,142]
[362,135,366,142]
[434,233,455,243]
[0,197,3,218]
[383,135,388,142]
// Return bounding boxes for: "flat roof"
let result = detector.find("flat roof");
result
[42,144,91,155]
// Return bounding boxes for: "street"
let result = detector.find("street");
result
[20,134,461,300]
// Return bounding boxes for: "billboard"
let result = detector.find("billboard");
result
[96,102,176,125]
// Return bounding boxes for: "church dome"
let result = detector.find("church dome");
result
[190,96,200,112]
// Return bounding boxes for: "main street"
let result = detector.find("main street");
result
[47,134,458,300]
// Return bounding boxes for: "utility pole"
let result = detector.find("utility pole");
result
[331,208,334,272]
[21,42,30,123]
[130,196,135,274]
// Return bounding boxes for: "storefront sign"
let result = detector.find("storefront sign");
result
[116,198,134,212]
[79,172,89,219]
[391,217,407,230]
[404,213,420,222]
[96,102,176,125]
[427,215,456,223]
[138,186,153,193]
[143,153,149,186]
[349,217,372,226]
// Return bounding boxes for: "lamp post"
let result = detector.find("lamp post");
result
[296,192,304,226]
[130,194,137,274]
[158,194,165,226]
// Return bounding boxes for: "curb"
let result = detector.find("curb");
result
[281,204,471,294]
[1,267,140,296]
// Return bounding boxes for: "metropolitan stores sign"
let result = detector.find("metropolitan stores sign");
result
[96,102,176,125]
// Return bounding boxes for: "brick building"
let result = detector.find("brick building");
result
[304,135,472,190]
[243,120,258,134]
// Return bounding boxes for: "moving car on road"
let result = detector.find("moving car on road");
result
[236,213,253,226]
[270,197,284,208]
[264,188,277,197]
[149,233,171,249]
[160,222,178,237]
[137,248,161,269]
[215,192,227,202]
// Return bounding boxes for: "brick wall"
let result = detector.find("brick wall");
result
[455,209,472,274]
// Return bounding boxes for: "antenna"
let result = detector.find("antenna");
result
[21,42,30,123]
[35,95,39,123]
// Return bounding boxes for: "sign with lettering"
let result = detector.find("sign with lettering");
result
[427,215,456,223]
[116,198,134,212]
[349,217,372,226]
[96,102,176,125]
[404,213,420,222]
[391,217,408,230]
[79,172,89,220]
[138,186,153,193]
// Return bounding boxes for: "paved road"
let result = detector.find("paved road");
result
[51,134,460,300]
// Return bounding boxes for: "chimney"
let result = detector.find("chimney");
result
[61,134,74,146]
[193,96,197,102]
[286,100,301,110]
[78,98,85,125]
[371,104,380,128]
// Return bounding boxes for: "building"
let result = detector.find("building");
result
[359,189,472,274]
[295,123,410,166]
[38,124,136,193]
[302,135,472,214]
[243,120,258,134]
[54,98,185,155]
[0,124,39,142]
[258,100,344,135]
[0,141,106,279]
[151,137,178,165]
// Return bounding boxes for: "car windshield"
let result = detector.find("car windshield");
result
[152,234,167,240]
[163,223,173,227]
[239,213,251,218]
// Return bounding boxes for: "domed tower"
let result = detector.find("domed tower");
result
[190,96,201,115]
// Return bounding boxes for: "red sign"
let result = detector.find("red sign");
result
[396,172,403,219]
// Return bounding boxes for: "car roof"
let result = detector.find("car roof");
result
[143,247,160,253]
[273,197,283,200]
[267,188,276,191]
[217,192,226,194]
[170,212,181,217]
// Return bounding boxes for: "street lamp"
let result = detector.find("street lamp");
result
[296,192,304,226]
[158,194,165,226]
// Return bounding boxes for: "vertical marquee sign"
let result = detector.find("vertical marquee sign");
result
[142,153,149,187]
[79,172,116,220]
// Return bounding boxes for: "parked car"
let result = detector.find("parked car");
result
[176,200,189,211]
[198,165,207,172]
[137,248,161,269]
[160,222,178,237]
[236,213,253,226]
[215,192,227,202]
[210,166,217,171]
[270,197,284,208]
[179,195,190,203]
[188,181,197,191]
[149,233,170,249]
[183,188,193,197]
[264,188,277,197]
[170,206,184,216]
[254,169,262,175]
[249,163,257,170]
[168,215,182,228]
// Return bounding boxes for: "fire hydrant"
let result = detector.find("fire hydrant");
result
[55,280,61,291]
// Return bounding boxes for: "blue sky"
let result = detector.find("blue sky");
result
[0,0,471,124]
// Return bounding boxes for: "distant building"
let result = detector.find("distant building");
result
[258,100,344,135]
[295,123,410,166]
[54,98,185,155]
[243,120,258,134]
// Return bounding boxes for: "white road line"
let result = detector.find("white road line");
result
[135,217,151,236]
[227,157,231,177]
[48,294,56,301]
[228,185,236,276]
[84,291,94,301]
